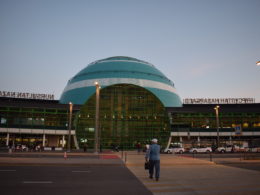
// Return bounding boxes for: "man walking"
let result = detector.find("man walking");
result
[145,138,160,181]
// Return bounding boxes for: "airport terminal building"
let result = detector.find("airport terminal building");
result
[0,57,259,150]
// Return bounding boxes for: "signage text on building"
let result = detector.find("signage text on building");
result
[0,91,55,100]
[183,98,255,104]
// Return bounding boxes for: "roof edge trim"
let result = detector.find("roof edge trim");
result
[62,78,178,95]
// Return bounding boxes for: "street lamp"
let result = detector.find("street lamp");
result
[94,82,100,154]
[68,102,73,152]
[214,105,220,148]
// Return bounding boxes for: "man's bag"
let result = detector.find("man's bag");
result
[144,162,150,170]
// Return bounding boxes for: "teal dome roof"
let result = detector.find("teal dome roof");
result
[60,56,182,107]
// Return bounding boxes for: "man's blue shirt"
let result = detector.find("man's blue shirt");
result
[146,144,160,160]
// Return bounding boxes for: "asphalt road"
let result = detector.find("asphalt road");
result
[0,165,153,195]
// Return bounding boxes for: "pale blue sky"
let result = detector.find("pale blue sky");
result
[1,0,259,102]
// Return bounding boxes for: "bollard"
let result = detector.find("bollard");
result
[8,148,12,154]
[125,152,127,163]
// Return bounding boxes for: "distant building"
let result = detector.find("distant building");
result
[59,56,182,148]
[167,103,260,148]
[0,57,259,150]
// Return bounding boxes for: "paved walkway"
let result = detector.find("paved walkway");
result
[1,151,260,194]
[120,151,260,195]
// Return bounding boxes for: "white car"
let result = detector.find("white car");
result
[189,146,212,153]
[164,146,185,154]
[236,146,249,152]
[216,145,236,153]
[250,147,260,153]
[16,144,28,151]
[216,145,242,153]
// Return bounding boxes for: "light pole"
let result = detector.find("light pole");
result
[94,82,100,154]
[68,102,73,152]
[214,105,220,148]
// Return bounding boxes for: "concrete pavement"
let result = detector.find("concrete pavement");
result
[121,151,260,195]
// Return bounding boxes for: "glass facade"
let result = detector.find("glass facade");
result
[0,106,74,147]
[76,84,171,149]
[171,112,260,131]
[1,97,259,150]
[0,107,71,130]
[170,107,260,147]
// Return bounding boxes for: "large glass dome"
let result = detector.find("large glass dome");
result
[60,56,182,107]
[77,84,171,149]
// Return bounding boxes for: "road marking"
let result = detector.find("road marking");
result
[0,170,16,172]
[72,170,91,173]
[23,181,53,184]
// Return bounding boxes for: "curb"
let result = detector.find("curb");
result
[125,162,215,167]
[215,161,260,165]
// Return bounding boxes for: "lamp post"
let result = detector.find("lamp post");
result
[68,102,73,152]
[214,105,220,148]
[94,82,100,154]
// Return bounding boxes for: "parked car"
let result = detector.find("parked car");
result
[216,145,250,153]
[235,146,249,152]
[216,145,237,153]
[189,146,212,153]
[249,147,260,153]
[16,144,28,151]
[164,145,185,154]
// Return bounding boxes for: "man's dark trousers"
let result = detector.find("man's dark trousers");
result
[149,160,160,179]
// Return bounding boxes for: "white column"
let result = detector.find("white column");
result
[166,136,172,149]
[180,136,183,142]
[6,133,10,146]
[197,136,200,143]
[229,136,232,145]
[42,134,46,147]
[62,135,65,148]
